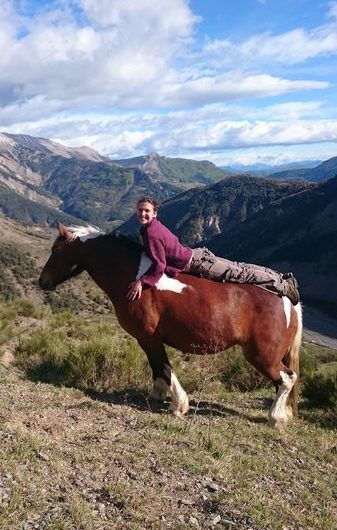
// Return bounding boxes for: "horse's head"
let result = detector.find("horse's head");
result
[39,222,85,291]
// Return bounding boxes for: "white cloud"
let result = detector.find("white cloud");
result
[241,27,337,64]
[328,1,337,20]
[0,0,331,116]
[204,10,337,66]
[8,106,337,160]
[157,118,337,152]
[0,0,198,108]
[1,0,337,166]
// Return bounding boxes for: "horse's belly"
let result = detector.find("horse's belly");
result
[160,312,237,354]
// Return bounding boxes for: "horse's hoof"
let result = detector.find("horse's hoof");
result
[147,389,166,402]
[148,378,168,401]
[268,415,288,429]
[169,397,189,417]
[171,409,184,419]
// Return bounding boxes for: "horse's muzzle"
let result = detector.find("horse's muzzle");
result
[39,275,55,291]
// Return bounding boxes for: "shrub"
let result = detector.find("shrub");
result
[174,347,267,394]
[45,291,86,313]
[300,349,318,380]
[12,298,50,319]
[0,319,14,345]
[0,298,49,321]
[15,326,150,392]
[219,352,266,391]
[302,373,337,409]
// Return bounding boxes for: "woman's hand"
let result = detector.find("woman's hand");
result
[127,279,143,300]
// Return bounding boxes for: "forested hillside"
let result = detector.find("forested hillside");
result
[120,176,314,244]
[207,176,337,314]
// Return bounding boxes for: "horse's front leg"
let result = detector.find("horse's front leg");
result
[138,339,189,417]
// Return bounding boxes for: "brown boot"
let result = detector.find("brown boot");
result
[285,276,300,305]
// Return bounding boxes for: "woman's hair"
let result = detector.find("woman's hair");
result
[137,196,159,213]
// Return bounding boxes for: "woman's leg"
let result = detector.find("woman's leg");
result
[189,247,299,303]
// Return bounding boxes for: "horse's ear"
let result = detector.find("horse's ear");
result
[57,222,69,237]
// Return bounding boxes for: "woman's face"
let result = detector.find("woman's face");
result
[137,201,157,226]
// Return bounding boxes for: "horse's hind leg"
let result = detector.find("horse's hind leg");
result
[244,345,297,428]
[268,366,297,428]
[138,339,189,417]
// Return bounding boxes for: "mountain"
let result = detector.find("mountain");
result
[113,152,231,184]
[121,174,337,313]
[207,176,337,314]
[120,176,314,245]
[0,183,81,227]
[0,133,230,228]
[266,156,337,181]
[223,160,321,176]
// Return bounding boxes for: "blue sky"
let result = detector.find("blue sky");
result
[1,0,337,166]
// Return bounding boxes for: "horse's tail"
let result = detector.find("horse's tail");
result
[285,303,303,416]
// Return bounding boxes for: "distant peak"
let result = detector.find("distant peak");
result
[147,152,162,160]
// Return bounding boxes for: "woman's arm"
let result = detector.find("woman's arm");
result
[140,236,167,287]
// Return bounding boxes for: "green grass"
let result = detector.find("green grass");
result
[1,374,335,530]
[14,312,150,392]
[6,303,337,413]
[1,297,337,528]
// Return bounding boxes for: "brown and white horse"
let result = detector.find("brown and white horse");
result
[39,223,302,428]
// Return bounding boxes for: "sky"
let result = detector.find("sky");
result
[1,0,337,166]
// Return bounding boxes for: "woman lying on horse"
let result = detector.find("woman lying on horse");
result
[127,196,300,306]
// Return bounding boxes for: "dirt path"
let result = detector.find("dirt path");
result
[303,305,337,350]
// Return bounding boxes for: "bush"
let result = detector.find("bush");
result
[15,325,150,392]
[0,298,49,321]
[45,291,86,313]
[300,350,318,380]
[174,347,267,394]
[302,373,337,409]
[13,298,50,319]
[219,351,266,391]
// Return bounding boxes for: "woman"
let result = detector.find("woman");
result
[127,196,300,305]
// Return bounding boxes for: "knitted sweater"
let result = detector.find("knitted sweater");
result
[140,219,193,287]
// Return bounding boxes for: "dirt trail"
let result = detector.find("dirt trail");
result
[302,305,337,350]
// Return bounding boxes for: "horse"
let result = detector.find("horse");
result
[39,223,303,428]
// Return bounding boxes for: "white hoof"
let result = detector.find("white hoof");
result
[268,412,288,429]
[169,395,189,416]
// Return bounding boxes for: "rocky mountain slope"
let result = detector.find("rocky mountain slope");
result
[120,176,314,245]
[113,152,231,184]
[207,176,337,314]
[0,133,230,228]
[0,215,111,314]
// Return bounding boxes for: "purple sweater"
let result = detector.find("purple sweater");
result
[140,218,193,287]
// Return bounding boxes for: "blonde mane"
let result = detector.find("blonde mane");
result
[67,225,105,242]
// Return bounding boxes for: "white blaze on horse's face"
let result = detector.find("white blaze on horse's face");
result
[137,252,187,294]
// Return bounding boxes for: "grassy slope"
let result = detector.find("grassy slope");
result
[0,217,336,529]
[0,362,336,530]
[0,306,336,530]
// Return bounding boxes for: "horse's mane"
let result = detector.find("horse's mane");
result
[67,225,104,241]
[67,225,144,251]
[108,230,144,251]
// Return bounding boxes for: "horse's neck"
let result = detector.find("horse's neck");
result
[83,238,140,301]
